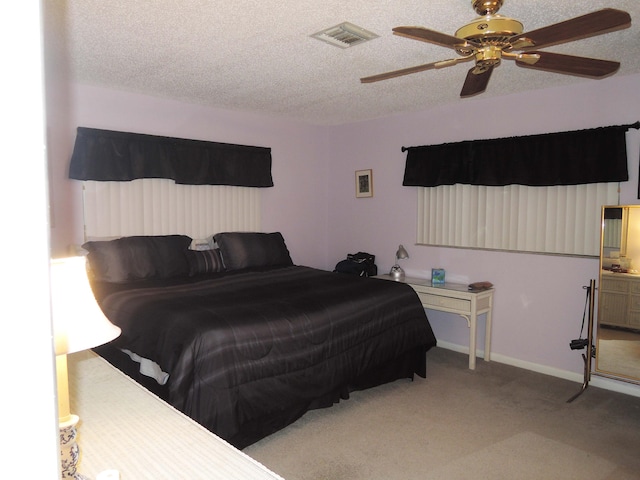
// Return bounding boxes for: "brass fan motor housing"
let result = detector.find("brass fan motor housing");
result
[455,15,524,42]
[455,15,523,56]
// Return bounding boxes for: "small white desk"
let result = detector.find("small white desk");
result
[68,350,285,480]
[375,275,494,370]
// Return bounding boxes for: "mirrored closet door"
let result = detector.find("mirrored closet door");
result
[596,205,640,384]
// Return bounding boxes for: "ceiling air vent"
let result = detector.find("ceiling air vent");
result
[311,22,379,49]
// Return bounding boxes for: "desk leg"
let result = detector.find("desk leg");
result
[484,308,492,362]
[461,314,476,370]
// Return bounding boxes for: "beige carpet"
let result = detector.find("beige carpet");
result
[423,432,615,480]
[597,328,640,380]
[245,347,640,480]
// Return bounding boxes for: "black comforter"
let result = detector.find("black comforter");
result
[92,265,436,447]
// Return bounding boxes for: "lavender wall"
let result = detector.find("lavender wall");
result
[325,73,640,394]
[48,74,640,395]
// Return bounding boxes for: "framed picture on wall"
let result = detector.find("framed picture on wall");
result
[355,169,373,198]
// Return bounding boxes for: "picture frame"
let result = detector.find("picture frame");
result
[355,169,373,198]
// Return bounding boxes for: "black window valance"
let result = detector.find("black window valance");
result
[402,122,639,187]
[69,127,274,187]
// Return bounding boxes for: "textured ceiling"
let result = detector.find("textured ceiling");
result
[63,0,640,125]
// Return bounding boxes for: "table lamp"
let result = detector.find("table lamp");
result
[51,257,121,479]
[389,244,409,280]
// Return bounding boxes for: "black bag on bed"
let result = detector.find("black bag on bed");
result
[334,252,377,277]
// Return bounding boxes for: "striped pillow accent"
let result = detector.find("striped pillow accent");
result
[187,249,225,276]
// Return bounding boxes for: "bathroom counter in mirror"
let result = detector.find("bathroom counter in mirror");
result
[599,271,640,329]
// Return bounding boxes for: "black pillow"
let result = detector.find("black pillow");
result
[186,249,225,276]
[213,232,293,271]
[83,235,192,283]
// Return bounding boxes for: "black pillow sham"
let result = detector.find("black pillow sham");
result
[83,235,193,283]
[213,232,293,271]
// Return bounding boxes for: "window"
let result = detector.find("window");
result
[82,179,261,240]
[416,182,619,256]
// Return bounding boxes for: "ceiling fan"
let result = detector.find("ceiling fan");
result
[360,0,631,97]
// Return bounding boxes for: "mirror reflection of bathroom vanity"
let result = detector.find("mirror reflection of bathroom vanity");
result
[596,205,640,384]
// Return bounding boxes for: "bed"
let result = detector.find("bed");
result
[85,232,437,448]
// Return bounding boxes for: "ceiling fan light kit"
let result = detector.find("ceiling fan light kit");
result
[361,1,631,98]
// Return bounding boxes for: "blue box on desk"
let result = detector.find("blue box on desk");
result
[431,268,445,285]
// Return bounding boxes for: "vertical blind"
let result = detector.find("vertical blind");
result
[417,182,619,256]
[603,218,622,250]
[82,179,261,241]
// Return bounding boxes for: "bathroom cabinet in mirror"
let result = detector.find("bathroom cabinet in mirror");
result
[596,205,640,384]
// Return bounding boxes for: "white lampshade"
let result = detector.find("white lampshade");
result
[51,256,121,356]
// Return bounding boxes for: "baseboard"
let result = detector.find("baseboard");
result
[435,340,640,398]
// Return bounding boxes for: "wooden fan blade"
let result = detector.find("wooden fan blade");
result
[460,66,493,97]
[511,8,631,50]
[393,26,473,50]
[360,57,470,83]
[515,51,620,78]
